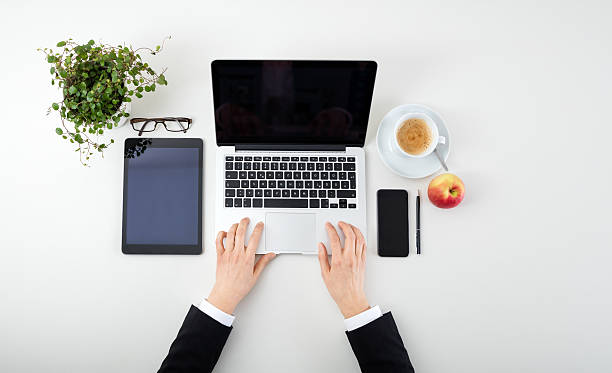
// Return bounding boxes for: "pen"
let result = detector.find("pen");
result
[416,190,421,255]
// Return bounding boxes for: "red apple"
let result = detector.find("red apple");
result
[427,173,465,209]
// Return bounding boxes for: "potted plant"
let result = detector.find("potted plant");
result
[39,37,170,165]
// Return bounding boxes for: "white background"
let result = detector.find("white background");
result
[1,0,611,372]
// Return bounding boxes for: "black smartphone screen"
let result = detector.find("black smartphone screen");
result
[377,189,409,257]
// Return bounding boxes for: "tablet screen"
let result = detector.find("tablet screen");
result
[122,138,203,254]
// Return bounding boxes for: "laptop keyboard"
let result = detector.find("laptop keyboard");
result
[224,155,357,209]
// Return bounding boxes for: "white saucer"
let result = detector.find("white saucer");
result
[376,104,451,179]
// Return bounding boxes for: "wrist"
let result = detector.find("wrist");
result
[207,287,239,314]
[339,295,370,319]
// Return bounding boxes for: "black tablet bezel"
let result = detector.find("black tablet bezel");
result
[122,138,203,255]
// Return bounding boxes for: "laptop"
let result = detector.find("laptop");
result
[212,60,377,254]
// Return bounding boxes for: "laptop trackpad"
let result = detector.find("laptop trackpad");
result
[266,213,316,253]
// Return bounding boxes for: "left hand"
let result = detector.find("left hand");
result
[208,218,276,314]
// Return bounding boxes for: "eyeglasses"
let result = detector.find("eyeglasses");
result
[130,117,192,136]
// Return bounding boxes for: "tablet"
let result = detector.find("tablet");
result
[122,138,203,254]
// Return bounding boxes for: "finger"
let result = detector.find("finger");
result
[353,225,366,258]
[254,253,276,280]
[325,222,342,258]
[226,223,238,251]
[318,243,330,275]
[215,231,227,256]
[235,217,250,251]
[338,221,356,256]
[247,221,264,255]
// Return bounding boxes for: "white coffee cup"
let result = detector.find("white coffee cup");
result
[393,112,446,158]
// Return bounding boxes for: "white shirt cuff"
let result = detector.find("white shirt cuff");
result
[195,299,236,327]
[344,305,383,331]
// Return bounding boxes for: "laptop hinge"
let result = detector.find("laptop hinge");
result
[235,144,346,152]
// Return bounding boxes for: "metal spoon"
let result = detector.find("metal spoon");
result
[434,147,448,172]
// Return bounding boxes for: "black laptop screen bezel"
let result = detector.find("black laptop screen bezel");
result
[211,60,377,147]
[121,138,203,255]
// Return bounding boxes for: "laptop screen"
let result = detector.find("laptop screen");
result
[212,60,377,147]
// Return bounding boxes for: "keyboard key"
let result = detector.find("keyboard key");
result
[245,156,252,161]
[321,199,329,208]
[348,172,356,180]
[287,181,295,188]
[278,181,286,188]
[255,189,263,197]
[341,181,350,189]
[282,157,290,161]
[310,199,320,208]
[300,190,308,198]
[350,180,356,189]
[246,189,254,197]
[259,180,267,188]
[237,189,245,197]
[263,156,271,161]
[226,171,238,179]
[339,199,347,208]
[271,163,279,170]
[243,163,251,170]
[225,198,233,207]
[296,181,304,188]
[348,157,355,162]
[323,181,331,189]
[312,172,319,180]
[330,172,337,180]
[235,156,243,161]
[282,190,290,197]
[300,157,308,161]
[248,171,256,179]
[337,190,356,198]
[293,172,301,179]
[234,198,242,207]
[303,172,310,179]
[318,190,326,198]
[262,163,270,170]
[280,163,288,170]
[226,156,234,161]
[307,163,315,170]
[241,180,249,188]
[330,203,338,208]
[328,156,337,162]
[257,171,265,179]
[253,162,261,170]
[314,181,322,189]
[275,171,283,179]
[273,189,281,197]
[226,180,239,188]
[332,181,340,189]
[266,171,274,179]
[243,198,251,207]
[298,163,306,170]
[309,157,318,161]
[321,172,328,180]
[269,180,277,188]
[349,203,356,208]
[284,172,292,179]
[316,163,324,170]
[264,190,272,197]
[339,172,347,180]
[289,163,297,170]
[291,157,299,161]
[305,181,313,188]
[254,156,262,161]
[264,199,308,208]
[234,162,242,170]
[325,163,333,171]
[309,190,317,198]
[250,180,258,188]
[272,156,280,161]
[225,189,235,197]
[343,163,355,171]
[239,171,247,179]
[328,190,336,198]
[291,190,299,198]
[338,157,346,162]
[253,198,263,208]
[319,157,327,162]
[226,162,233,170]
[334,163,342,171]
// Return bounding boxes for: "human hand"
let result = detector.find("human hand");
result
[208,218,276,314]
[317,221,369,318]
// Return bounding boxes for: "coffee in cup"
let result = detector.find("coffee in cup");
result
[396,118,432,155]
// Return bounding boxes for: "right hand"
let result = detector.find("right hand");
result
[317,221,370,318]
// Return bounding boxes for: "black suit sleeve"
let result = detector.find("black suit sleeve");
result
[158,305,232,373]
[346,312,414,373]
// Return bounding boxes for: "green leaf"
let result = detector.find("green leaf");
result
[55,128,63,135]
[68,86,77,94]
[52,103,59,110]
[47,55,56,63]
[88,39,95,46]
[50,67,55,74]
[135,92,143,99]
[144,85,151,92]
[56,41,66,47]
[155,45,160,51]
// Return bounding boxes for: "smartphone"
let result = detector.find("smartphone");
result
[377,189,409,257]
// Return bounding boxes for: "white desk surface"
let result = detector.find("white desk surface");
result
[2,1,611,372]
